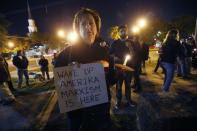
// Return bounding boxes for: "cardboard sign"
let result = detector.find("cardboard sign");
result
[54,63,109,113]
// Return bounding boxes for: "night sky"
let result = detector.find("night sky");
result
[0,0,197,37]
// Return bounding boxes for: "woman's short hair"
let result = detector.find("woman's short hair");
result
[73,8,101,38]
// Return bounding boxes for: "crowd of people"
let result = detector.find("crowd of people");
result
[0,49,57,101]
[153,30,197,91]
[12,50,56,88]
[0,7,197,131]
[53,8,196,131]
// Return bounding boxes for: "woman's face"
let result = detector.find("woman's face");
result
[79,14,97,45]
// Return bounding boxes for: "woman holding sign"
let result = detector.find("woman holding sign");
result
[55,8,116,131]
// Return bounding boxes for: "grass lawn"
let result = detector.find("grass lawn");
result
[11,77,55,95]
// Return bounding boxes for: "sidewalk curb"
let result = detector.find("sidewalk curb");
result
[35,90,58,130]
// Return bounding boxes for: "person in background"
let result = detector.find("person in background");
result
[131,35,142,93]
[38,55,50,80]
[139,39,149,74]
[0,49,15,104]
[12,50,29,88]
[153,43,165,73]
[177,38,188,79]
[110,25,135,109]
[185,37,194,74]
[160,29,182,92]
[189,37,197,69]
[51,52,57,66]
[153,53,165,73]
[0,49,16,94]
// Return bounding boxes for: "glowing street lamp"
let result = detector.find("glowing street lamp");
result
[57,30,65,38]
[131,26,140,34]
[138,18,147,28]
[123,54,131,65]
[8,41,14,48]
[67,31,78,43]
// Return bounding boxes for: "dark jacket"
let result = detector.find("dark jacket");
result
[51,58,56,66]
[160,39,182,64]
[141,43,149,61]
[130,41,143,67]
[38,58,49,71]
[184,43,193,57]
[12,55,29,69]
[55,38,116,112]
[0,55,10,83]
[110,39,134,67]
[178,42,187,60]
[55,39,116,85]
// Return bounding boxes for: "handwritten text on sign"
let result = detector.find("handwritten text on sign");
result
[54,63,108,113]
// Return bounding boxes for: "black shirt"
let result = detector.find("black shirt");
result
[160,39,182,64]
[55,39,115,99]
[110,39,133,66]
[54,39,116,126]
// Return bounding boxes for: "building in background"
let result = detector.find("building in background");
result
[27,0,37,36]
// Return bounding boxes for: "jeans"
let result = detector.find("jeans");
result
[17,69,29,88]
[185,57,192,74]
[41,70,50,80]
[177,58,187,77]
[116,72,132,104]
[133,64,141,91]
[161,62,175,92]
[154,57,164,73]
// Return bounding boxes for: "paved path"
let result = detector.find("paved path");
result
[0,62,196,130]
[0,105,29,130]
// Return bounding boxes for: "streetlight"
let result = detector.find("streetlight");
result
[57,29,65,38]
[131,26,140,34]
[8,41,14,48]
[138,18,147,28]
[67,31,78,43]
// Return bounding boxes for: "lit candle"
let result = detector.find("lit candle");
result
[123,55,131,65]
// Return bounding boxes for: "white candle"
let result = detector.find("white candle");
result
[123,55,131,65]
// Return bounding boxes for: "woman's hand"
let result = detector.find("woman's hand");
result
[94,60,109,67]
